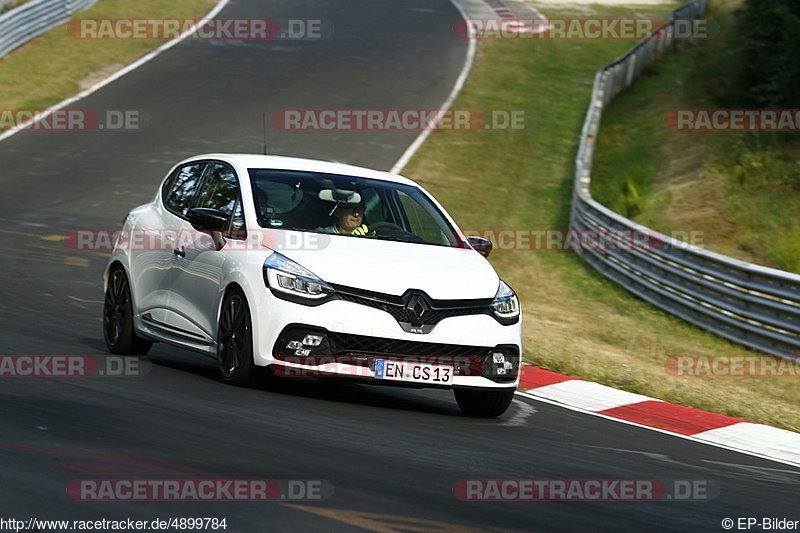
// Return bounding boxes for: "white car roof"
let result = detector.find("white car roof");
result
[178,153,416,186]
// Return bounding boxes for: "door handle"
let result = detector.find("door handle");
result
[173,248,186,258]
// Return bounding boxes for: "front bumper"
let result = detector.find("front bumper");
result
[250,291,522,389]
[272,325,520,389]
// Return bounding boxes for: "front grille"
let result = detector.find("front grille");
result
[338,292,408,321]
[325,331,489,357]
[333,284,491,330]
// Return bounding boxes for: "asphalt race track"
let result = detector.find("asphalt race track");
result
[0,0,798,531]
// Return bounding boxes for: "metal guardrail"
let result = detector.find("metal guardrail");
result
[570,0,800,358]
[0,0,97,58]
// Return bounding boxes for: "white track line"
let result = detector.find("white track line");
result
[0,0,231,144]
[389,0,478,174]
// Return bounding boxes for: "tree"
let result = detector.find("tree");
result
[738,0,800,107]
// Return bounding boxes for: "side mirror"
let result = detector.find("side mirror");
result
[188,208,229,251]
[467,236,493,258]
[188,208,229,232]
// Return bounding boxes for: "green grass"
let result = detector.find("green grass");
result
[402,1,800,431]
[592,0,800,272]
[725,145,800,271]
[0,0,216,110]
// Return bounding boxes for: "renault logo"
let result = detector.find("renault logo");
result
[405,294,431,326]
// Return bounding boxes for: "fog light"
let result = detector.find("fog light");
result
[294,348,311,356]
[303,334,323,347]
[287,340,303,350]
[482,349,518,381]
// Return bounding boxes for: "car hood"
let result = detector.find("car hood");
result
[263,231,499,300]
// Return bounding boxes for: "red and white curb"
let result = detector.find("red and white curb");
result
[517,366,800,468]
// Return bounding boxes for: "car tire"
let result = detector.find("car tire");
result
[103,266,152,355]
[217,288,255,386]
[454,388,515,417]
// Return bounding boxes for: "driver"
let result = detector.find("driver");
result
[317,203,370,235]
[253,186,271,222]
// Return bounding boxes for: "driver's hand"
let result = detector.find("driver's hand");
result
[351,224,369,236]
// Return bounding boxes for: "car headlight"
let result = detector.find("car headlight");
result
[490,280,519,319]
[263,252,334,299]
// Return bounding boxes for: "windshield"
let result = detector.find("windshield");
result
[248,168,466,248]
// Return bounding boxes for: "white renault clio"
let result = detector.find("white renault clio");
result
[104,154,521,416]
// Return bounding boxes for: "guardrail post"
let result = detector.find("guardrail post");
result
[625,54,637,86]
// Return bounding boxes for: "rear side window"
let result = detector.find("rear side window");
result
[164,163,207,218]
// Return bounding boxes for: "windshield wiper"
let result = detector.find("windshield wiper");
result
[372,232,427,244]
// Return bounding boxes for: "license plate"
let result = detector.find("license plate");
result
[374,360,454,385]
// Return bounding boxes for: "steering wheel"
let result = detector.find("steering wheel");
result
[369,222,404,232]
